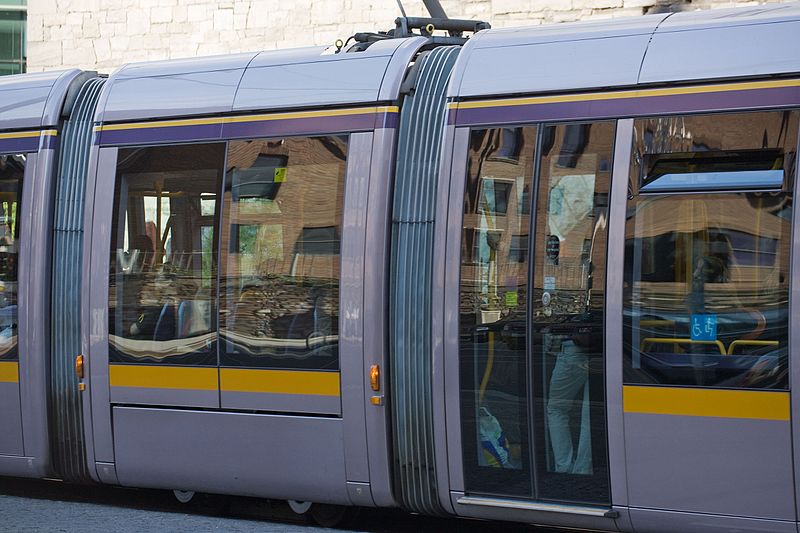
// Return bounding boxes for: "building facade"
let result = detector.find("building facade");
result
[24,0,793,74]
[0,0,25,74]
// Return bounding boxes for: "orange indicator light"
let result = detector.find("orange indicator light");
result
[370,364,380,391]
[75,355,84,380]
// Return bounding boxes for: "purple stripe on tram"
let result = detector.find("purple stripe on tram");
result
[453,85,800,127]
[376,111,399,130]
[42,135,59,151]
[96,110,395,146]
[0,136,40,154]
[97,122,223,146]
[222,112,379,139]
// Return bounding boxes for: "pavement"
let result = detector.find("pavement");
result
[0,477,572,533]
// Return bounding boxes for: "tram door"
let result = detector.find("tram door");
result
[0,153,23,456]
[459,121,614,505]
[621,110,797,524]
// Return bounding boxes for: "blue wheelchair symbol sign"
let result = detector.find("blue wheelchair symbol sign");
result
[691,314,717,341]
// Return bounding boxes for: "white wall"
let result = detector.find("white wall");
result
[26,0,788,73]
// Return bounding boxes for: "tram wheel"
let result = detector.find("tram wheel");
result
[288,500,313,514]
[173,489,195,504]
[309,504,357,528]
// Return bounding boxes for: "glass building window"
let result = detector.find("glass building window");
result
[624,111,798,389]
[219,136,347,371]
[0,1,25,75]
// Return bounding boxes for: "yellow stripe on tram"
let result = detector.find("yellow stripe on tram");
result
[97,116,226,131]
[109,364,218,391]
[0,130,44,140]
[220,368,340,397]
[96,106,400,132]
[449,78,800,111]
[0,361,19,383]
[623,385,790,421]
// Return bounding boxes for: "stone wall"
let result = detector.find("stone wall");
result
[27,0,790,73]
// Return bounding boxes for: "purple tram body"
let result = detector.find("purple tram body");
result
[1,5,799,532]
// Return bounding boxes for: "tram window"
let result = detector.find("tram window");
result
[109,143,225,366]
[624,111,798,389]
[0,154,23,362]
[459,126,537,497]
[219,136,347,371]
[531,122,613,504]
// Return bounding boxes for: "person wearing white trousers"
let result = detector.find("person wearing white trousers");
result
[546,335,593,475]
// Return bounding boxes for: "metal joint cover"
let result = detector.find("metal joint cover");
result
[389,45,459,516]
[50,76,106,482]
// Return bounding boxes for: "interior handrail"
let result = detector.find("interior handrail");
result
[726,339,779,355]
[641,337,726,355]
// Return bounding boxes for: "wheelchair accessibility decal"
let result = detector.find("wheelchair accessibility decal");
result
[691,314,717,342]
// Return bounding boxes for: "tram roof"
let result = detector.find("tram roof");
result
[96,36,427,123]
[449,3,800,100]
[0,69,89,131]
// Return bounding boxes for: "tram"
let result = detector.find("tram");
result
[1,3,799,531]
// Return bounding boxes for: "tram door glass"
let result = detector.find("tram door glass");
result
[109,143,225,366]
[531,122,612,504]
[0,154,23,363]
[219,136,347,371]
[459,123,612,504]
[460,126,537,497]
[624,111,798,389]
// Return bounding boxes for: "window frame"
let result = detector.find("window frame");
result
[623,109,799,390]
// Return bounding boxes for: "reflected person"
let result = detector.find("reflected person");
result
[546,325,593,475]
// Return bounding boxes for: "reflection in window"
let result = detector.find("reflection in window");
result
[508,234,528,264]
[230,154,287,202]
[220,136,347,371]
[464,228,503,265]
[109,143,224,365]
[641,150,785,192]
[0,154,22,361]
[494,128,523,163]
[459,126,537,497]
[531,122,613,504]
[624,111,798,389]
[479,178,513,216]
[294,226,340,256]
[556,123,591,169]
